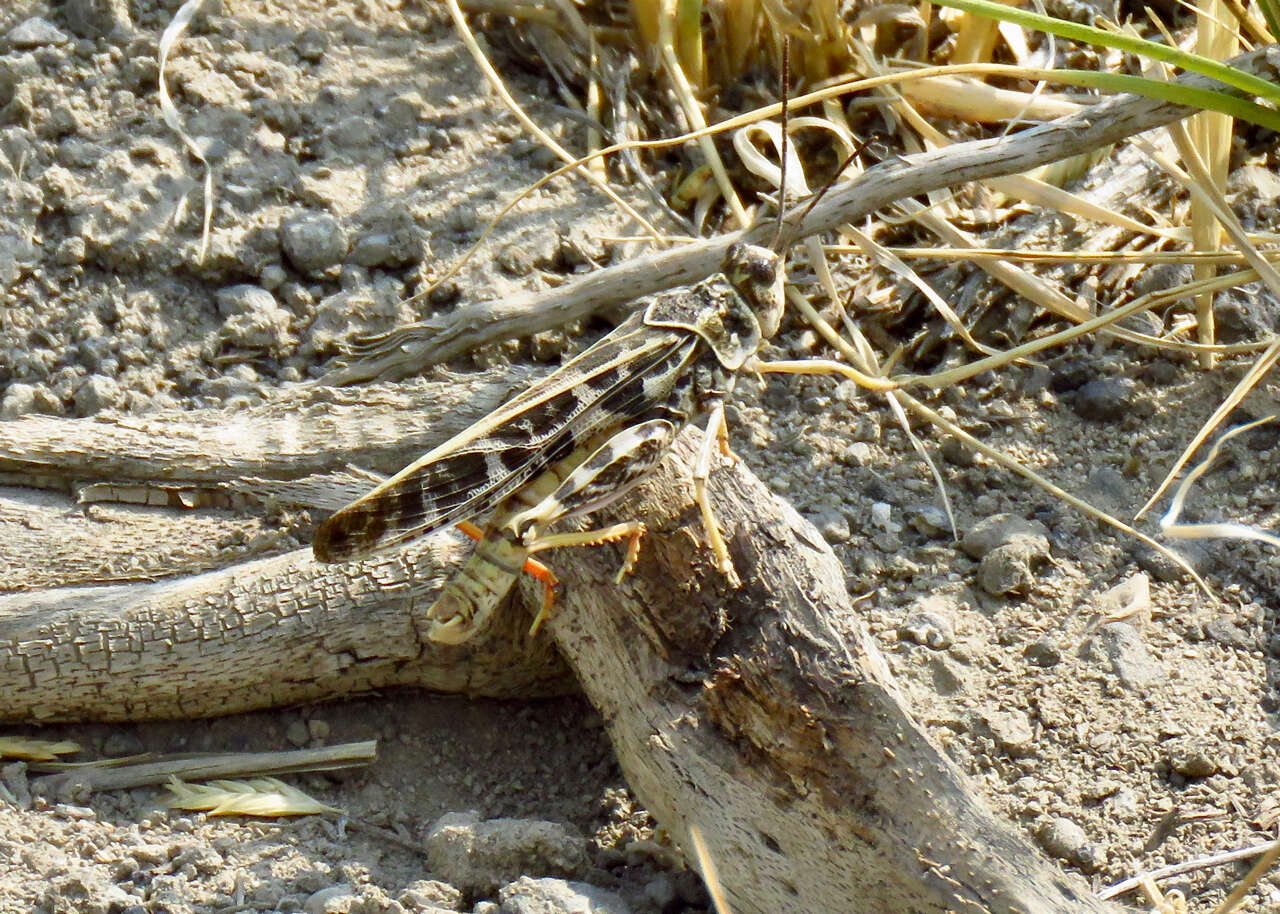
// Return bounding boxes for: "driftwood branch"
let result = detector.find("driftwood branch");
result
[1,394,1128,910]
[323,44,1280,384]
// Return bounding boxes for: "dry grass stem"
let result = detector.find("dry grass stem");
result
[0,737,80,761]
[158,0,214,264]
[30,741,378,793]
[1136,338,1280,520]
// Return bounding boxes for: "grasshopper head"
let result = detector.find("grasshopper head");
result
[725,242,784,343]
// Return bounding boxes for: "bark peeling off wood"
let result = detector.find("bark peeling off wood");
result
[539,434,1122,914]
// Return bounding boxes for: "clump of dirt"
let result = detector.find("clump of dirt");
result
[1,0,1278,912]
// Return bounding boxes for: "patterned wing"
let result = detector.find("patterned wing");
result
[313,314,696,562]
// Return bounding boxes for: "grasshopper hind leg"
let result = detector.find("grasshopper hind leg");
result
[692,400,737,579]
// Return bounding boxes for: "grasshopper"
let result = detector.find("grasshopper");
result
[313,243,784,643]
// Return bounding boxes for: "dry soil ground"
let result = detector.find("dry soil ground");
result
[1,0,1279,912]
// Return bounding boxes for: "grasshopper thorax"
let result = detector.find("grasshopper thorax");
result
[643,243,784,372]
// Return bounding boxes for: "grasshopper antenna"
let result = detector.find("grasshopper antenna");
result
[777,137,873,255]
[772,35,791,254]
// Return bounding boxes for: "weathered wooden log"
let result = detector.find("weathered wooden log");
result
[0,523,569,720]
[0,411,1124,911]
[533,433,1122,914]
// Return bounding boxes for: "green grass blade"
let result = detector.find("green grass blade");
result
[1041,69,1280,132]
[932,0,1280,106]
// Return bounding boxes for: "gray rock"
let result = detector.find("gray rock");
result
[280,212,348,274]
[351,234,396,268]
[1164,736,1219,778]
[642,872,677,911]
[294,27,328,62]
[385,91,427,130]
[898,605,955,650]
[1204,617,1259,651]
[925,656,967,695]
[959,513,1050,560]
[303,884,355,914]
[1082,622,1162,690]
[1,383,38,418]
[1071,377,1136,422]
[8,17,68,48]
[980,709,1036,758]
[839,441,873,466]
[906,504,950,537]
[2,760,31,809]
[217,285,292,354]
[1023,637,1062,667]
[38,870,136,914]
[73,375,120,415]
[326,115,380,150]
[1131,539,1211,582]
[977,540,1047,595]
[814,510,850,544]
[63,0,133,38]
[426,812,590,897]
[498,877,631,914]
[496,243,535,277]
[1036,817,1089,863]
[285,719,311,748]
[398,880,463,912]
[216,283,274,317]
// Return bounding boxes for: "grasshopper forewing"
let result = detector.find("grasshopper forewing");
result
[314,243,784,643]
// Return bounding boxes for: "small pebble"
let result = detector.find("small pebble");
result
[1037,817,1089,863]
[259,263,288,290]
[73,375,120,415]
[0,383,38,418]
[977,541,1047,595]
[981,709,1035,758]
[1071,377,1136,422]
[8,17,68,48]
[280,212,348,274]
[815,510,850,544]
[1082,622,1162,690]
[303,884,354,914]
[351,234,395,268]
[496,243,535,277]
[898,606,955,650]
[960,514,1050,560]
[1023,637,1062,667]
[907,504,949,537]
[1164,737,1218,778]
[306,718,330,741]
[385,91,426,130]
[285,719,311,748]
[498,877,632,914]
[294,28,328,62]
[63,0,132,38]
[840,441,873,466]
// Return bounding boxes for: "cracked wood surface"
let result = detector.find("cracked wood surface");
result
[0,387,1123,912]
[0,369,573,715]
